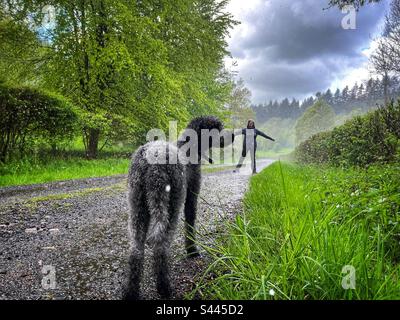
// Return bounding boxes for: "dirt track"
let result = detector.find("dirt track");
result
[0,160,274,300]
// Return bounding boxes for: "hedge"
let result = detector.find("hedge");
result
[295,101,400,167]
[0,84,78,162]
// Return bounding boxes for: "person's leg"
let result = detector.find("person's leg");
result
[250,146,256,174]
[236,154,246,168]
[235,148,247,171]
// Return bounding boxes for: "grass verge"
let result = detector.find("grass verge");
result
[256,148,293,160]
[0,158,130,187]
[194,161,400,300]
[0,156,239,187]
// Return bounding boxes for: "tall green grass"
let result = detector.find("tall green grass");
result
[194,162,400,300]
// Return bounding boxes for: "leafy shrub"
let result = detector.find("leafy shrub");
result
[0,84,78,162]
[295,101,400,167]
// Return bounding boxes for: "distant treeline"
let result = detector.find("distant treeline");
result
[252,76,400,122]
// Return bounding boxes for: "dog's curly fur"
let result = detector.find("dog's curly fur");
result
[123,116,229,300]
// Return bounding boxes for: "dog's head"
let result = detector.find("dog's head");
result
[187,115,223,134]
[176,116,234,164]
[186,116,234,150]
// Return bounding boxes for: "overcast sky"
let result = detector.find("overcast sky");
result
[225,0,389,104]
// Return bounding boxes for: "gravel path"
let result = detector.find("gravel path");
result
[0,159,274,300]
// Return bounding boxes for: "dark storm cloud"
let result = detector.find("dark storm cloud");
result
[230,0,388,103]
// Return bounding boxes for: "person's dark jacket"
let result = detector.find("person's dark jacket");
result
[235,128,275,157]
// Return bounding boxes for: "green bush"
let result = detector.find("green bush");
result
[0,84,78,162]
[295,101,400,167]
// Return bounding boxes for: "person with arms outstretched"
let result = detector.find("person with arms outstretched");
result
[234,119,275,174]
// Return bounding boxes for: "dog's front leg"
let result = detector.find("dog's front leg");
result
[184,186,201,258]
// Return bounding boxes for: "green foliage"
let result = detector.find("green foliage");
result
[333,107,365,126]
[295,101,400,167]
[1,0,237,158]
[226,78,255,128]
[328,0,381,9]
[0,84,78,162]
[194,162,400,300]
[0,12,43,84]
[295,99,336,145]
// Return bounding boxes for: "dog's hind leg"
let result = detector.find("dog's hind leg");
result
[153,234,172,299]
[150,174,185,299]
[124,188,150,300]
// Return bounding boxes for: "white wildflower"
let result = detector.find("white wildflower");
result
[269,289,275,296]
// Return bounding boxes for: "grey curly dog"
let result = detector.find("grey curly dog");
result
[123,116,233,300]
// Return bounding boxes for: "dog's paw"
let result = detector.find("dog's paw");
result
[122,288,141,301]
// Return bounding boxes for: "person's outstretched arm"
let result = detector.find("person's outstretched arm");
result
[233,128,246,136]
[256,129,275,141]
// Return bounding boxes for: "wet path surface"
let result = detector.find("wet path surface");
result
[0,160,274,300]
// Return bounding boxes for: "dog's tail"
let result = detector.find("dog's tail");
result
[146,185,171,246]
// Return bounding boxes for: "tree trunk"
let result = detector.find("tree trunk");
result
[0,130,10,163]
[51,143,58,157]
[84,0,106,161]
[86,128,100,159]
[384,71,389,105]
